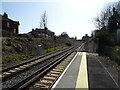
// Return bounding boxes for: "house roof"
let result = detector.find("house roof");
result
[0,13,20,25]
[31,28,54,33]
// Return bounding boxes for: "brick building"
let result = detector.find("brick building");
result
[27,28,55,38]
[0,13,20,36]
[82,34,90,42]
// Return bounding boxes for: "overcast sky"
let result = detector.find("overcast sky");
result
[1,0,119,39]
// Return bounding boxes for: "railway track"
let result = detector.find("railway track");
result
[7,44,83,90]
[23,52,77,89]
[9,48,74,90]
[1,47,70,81]
[2,45,82,89]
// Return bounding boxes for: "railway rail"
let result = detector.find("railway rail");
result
[9,48,74,90]
[9,44,83,90]
[2,44,83,89]
[2,47,71,81]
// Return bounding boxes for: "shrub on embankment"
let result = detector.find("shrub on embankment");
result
[2,46,66,64]
[2,37,79,64]
[103,46,120,65]
[92,1,120,65]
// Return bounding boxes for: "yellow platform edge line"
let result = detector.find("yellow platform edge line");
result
[76,52,88,89]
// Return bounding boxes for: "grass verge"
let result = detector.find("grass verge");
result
[2,46,67,64]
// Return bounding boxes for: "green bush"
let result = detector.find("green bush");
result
[2,47,66,64]
[42,46,66,54]
[2,42,11,46]
[2,52,38,64]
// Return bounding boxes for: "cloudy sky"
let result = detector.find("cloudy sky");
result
[1,0,119,39]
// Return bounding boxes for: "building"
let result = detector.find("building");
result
[82,34,90,42]
[27,28,55,38]
[61,32,69,38]
[0,13,20,36]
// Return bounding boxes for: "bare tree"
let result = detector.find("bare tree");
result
[93,1,120,30]
[93,6,113,29]
[40,22,42,29]
[40,11,48,30]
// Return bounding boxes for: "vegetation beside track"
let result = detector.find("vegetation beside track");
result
[92,1,120,65]
[2,46,66,64]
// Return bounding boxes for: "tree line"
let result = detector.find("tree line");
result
[93,1,120,48]
[93,1,120,64]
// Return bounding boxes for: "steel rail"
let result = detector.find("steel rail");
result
[2,47,74,81]
[9,48,74,90]
[2,47,69,72]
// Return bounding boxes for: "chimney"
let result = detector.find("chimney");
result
[3,13,8,18]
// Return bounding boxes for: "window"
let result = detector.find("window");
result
[14,28,16,33]
[7,22,10,27]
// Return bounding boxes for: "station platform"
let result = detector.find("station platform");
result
[51,52,119,90]
[51,52,88,89]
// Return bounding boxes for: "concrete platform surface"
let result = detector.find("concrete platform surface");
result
[52,52,88,89]
[51,52,119,90]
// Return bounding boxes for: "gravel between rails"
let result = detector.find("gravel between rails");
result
[2,51,65,89]
[29,52,77,89]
